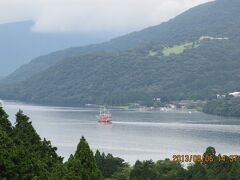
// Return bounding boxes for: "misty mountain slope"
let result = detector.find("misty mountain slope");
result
[0,20,118,77]
[4,0,239,83]
[1,0,240,106]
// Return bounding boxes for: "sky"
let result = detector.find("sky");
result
[0,0,212,33]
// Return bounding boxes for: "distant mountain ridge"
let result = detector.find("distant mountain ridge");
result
[0,20,118,77]
[1,0,240,106]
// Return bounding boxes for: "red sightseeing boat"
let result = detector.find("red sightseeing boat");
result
[96,107,112,123]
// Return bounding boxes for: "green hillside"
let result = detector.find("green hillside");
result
[3,0,238,84]
[1,0,240,106]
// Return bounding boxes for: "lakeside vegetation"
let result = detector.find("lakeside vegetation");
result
[203,97,240,117]
[1,107,240,179]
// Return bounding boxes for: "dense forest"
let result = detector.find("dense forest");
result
[203,97,240,117]
[1,107,240,179]
[1,0,240,107]
[1,36,240,107]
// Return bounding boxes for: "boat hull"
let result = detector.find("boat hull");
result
[96,115,112,123]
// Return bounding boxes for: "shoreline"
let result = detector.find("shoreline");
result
[3,99,240,118]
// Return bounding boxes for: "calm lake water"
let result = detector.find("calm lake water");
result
[2,101,240,164]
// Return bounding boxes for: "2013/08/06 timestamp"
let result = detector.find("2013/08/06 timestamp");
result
[172,154,238,163]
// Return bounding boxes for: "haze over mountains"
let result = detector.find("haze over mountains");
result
[1,0,240,106]
[0,20,118,76]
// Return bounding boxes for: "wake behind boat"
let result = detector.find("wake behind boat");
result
[96,107,112,123]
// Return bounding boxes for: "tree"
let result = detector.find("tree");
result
[13,110,41,146]
[0,128,16,179]
[187,162,207,180]
[0,109,64,179]
[66,136,101,180]
[111,167,131,180]
[95,150,129,178]
[95,150,104,174]
[130,160,157,180]
[155,159,187,179]
[0,107,12,134]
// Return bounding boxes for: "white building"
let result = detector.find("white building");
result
[229,92,240,97]
[217,94,226,99]
[199,36,229,41]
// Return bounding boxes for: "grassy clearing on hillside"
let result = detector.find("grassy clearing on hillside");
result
[148,50,158,56]
[162,42,194,56]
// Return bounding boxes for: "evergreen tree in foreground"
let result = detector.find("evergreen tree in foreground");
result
[95,150,129,179]
[0,127,16,179]
[0,107,16,179]
[66,136,101,180]
[0,107,12,134]
[0,109,64,179]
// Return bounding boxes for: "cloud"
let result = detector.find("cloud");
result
[0,0,212,33]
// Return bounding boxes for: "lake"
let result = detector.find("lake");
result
[2,101,240,164]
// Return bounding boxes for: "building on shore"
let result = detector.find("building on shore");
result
[229,92,240,97]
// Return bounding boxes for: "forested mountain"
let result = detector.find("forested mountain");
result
[3,0,235,84]
[1,0,240,106]
[0,20,118,77]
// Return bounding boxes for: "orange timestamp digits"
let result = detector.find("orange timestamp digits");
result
[172,154,239,163]
[173,155,214,163]
[218,154,238,162]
